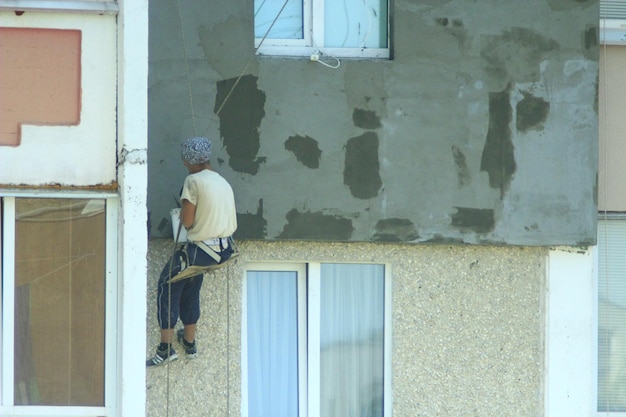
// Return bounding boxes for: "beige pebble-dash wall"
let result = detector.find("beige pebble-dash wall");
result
[146,239,545,417]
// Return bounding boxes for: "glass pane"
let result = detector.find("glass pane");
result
[324,0,388,48]
[255,0,303,39]
[14,198,105,406]
[247,270,299,416]
[320,263,384,417]
[598,219,626,411]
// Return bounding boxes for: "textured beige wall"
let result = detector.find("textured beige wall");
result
[146,239,546,417]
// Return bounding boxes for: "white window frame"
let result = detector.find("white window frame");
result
[0,1,119,14]
[241,261,393,417]
[255,0,390,59]
[0,190,118,417]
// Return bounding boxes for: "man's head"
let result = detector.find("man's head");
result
[181,136,212,165]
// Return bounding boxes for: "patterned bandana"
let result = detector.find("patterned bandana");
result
[181,136,212,164]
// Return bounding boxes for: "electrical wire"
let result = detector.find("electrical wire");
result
[314,53,341,69]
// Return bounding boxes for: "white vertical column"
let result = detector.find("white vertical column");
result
[116,0,149,416]
[546,247,596,417]
[307,263,321,417]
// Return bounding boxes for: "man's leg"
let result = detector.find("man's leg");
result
[182,323,196,344]
[160,328,175,344]
[147,249,187,367]
[177,274,203,357]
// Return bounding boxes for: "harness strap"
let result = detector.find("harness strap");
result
[193,240,222,263]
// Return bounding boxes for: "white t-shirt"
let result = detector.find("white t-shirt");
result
[180,169,237,242]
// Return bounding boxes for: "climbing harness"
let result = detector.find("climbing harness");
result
[166,236,240,283]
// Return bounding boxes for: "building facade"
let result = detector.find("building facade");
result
[0,0,616,416]
[146,1,604,417]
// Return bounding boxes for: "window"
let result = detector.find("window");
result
[597,3,626,412]
[597,216,626,413]
[242,262,391,417]
[1,194,117,416]
[254,0,389,59]
[600,0,626,44]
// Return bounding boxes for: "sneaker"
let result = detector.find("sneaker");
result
[146,346,178,367]
[176,329,197,358]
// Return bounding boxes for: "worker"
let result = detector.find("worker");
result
[147,136,237,367]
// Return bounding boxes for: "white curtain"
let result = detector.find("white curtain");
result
[320,263,384,417]
[247,271,299,417]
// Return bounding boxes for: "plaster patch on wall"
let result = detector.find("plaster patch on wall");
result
[434,17,464,28]
[156,216,170,235]
[480,27,559,88]
[516,91,549,132]
[546,0,596,11]
[343,63,387,118]
[433,16,468,50]
[353,108,382,130]
[344,132,382,199]
[582,25,598,60]
[480,84,516,198]
[234,199,267,239]
[451,207,495,234]
[425,234,465,244]
[214,75,266,174]
[373,218,420,242]
[277,209,354,240]
[451,145,471,187]
[199,16,256,78]
[284,135,321,168]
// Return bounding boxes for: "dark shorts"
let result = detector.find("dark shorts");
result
[156,242,234,329]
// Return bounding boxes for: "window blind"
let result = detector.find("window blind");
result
[602,0,626,20]
[598,218,626,412]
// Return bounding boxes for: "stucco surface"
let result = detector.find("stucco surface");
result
[148,0,598,246]
[146,238,546,417]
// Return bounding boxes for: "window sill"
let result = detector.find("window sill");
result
[255,46,390,61]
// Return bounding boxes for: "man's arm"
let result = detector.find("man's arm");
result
[180,198,197,229]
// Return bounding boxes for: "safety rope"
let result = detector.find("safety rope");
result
[214,1,290,116]
[164,219,183,417]
[175,0,197,136]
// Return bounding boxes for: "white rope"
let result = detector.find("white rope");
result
[175,0,197,136]
[214,0,291,116]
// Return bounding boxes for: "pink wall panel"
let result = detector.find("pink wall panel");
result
[0,28,80,146]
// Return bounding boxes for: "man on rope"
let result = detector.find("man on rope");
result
[147,136,238,367]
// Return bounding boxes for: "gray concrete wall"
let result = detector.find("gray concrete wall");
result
[148,0,598,246]
[146,239,546,417]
